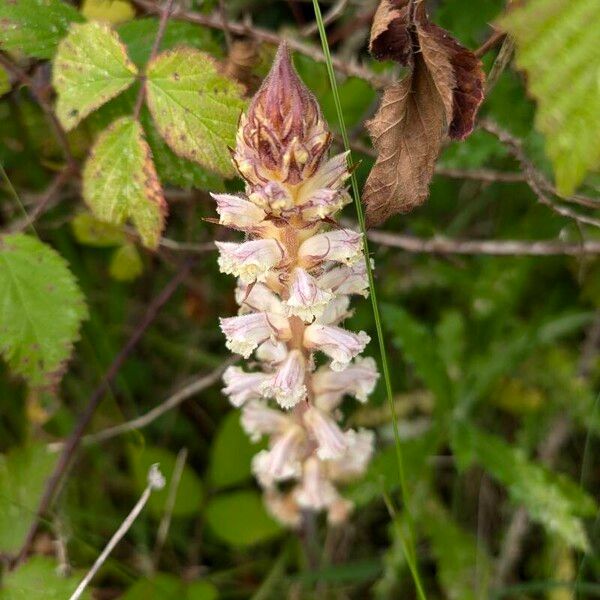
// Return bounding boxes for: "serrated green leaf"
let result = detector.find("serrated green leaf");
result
[0,556,90,600]
[53,21,137,130]
[382,303,454,411]
[500,0,600,194]
[146,48,246,177]
[0,0,84,59]
[205,490,282,547]
[82,116,166,249]
[209,411,262,489]
[0,445,57,554]
[71,212,127,247]
[109,243,143,281]
[0,234,88,386]
[118,18,223,68]
[451,422,596,551]
[129,446,203,518]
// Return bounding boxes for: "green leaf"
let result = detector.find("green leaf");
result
[121,574,184,600]
[71,212,127,247]
[0,445,57,554]
[129,446,203,518]
[53,21,137,131]
[118,18,223,68]
[451,422,596,551]
[0,556,90,600]
[209,411,262,489]
[423,500,491,600]
[82,116,166,249]
[109,243,143,281]
[205,490,282,547]
[81,0,135,25]
[145,48,246,177]
[0,0,84,59]
[0,234,88,386]
[186,581,218,600]
[0,66,10,97]
[382,303,454,411]
[500,0,600,194]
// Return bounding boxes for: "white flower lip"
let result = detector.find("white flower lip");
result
[298,229,363,268]
[303,406,348,460]
[222,366,271,407]
[211,193,266,228]
[303,323,370,371]
[318,262,369,298]
[259,348,307,409]
[216,238,285,283]
[241,400,288,441]
[219,312,291,358]
[294,456,339,510]
[284,267,334,322]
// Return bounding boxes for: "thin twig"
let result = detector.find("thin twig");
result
[133,0,175,119]
[368,230,600,256]
[130,0,390,88]
[13,259,194,567]
[475,29,507,58]
[48,358,232,450]
[69,466,165,600]
[0,51,76,168]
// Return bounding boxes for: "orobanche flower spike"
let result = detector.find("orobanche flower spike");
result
[215,43,379,527]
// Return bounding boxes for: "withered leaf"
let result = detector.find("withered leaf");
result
[364,0,484,226]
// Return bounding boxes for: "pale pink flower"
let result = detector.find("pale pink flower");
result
[220,312,291,358]
[222,366,270,407]
[327,497,354,525]
[260,349,307,409]
[211,193,266,228]
[317,295,351,326]
[240,400,288,442]
[264,490,301,528]
[318,261,369,297]
[304,323,370,371]
[284,267,333,322]
[303,406,348,459]
[235,281,284,315]
[298,229,363,268]
[327,429,375,481]
[255,339,289,364]
[294,456,339,510]
[248,181,293,213]
[313,356,379,410]
[216,238,284,283]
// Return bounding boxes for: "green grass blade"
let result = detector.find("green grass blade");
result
[309,2,427,598]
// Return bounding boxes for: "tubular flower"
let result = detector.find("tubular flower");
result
[214,43,379,526]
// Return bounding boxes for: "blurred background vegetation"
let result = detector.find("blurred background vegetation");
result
[1,0,599,598]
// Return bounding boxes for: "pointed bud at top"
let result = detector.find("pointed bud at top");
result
[234,43,330,187]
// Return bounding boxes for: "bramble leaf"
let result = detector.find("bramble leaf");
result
[146,48,246,177]
[500,0,600,194]
[0,234,87,387]
[81,0,135,25]
[452,422,596,551]
[53,21,137,131]
[82,116,166,249]
[0,0,84,59]
[0,445,57,554]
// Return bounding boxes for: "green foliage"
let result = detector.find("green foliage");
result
[129,446,203,517]
[145,48,246,177]
[121,574,217,599]
[205,490,282,547]
[0,0,84,59]
[53,21,138,131]
[500,0,600,194]
[0,556,89,599]
[82,116,165,248]
[109,243,143,281]
[0,445,57,554]
[0,67,10,97]
[452,422,596,551]
[0,234,87,386]
[71,212,127,247]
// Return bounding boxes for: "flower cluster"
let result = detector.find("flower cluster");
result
[214,44,379,527]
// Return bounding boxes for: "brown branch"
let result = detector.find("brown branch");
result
[130,0,390,89]
[133,0,175,120]
[0,51,76,169]
[368,229,600,256]
[12,259,194,568]
[474,29,507,58]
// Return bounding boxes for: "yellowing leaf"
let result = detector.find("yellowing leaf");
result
[0,0,84,59]
[83,116,166,249]
[53,21,137,131]
[81,0,135,24]
[109,243,143,281]
[146,48,246,177]
[500,0,600,194]
[0,234,88,387]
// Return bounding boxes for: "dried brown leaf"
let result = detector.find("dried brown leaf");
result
[363,0,484,226]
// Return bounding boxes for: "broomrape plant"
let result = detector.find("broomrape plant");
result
[214,44,379,527]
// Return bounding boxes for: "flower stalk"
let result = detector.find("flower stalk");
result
[215,43,379,527]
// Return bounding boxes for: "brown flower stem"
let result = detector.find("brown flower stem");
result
[12,259,194,568]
